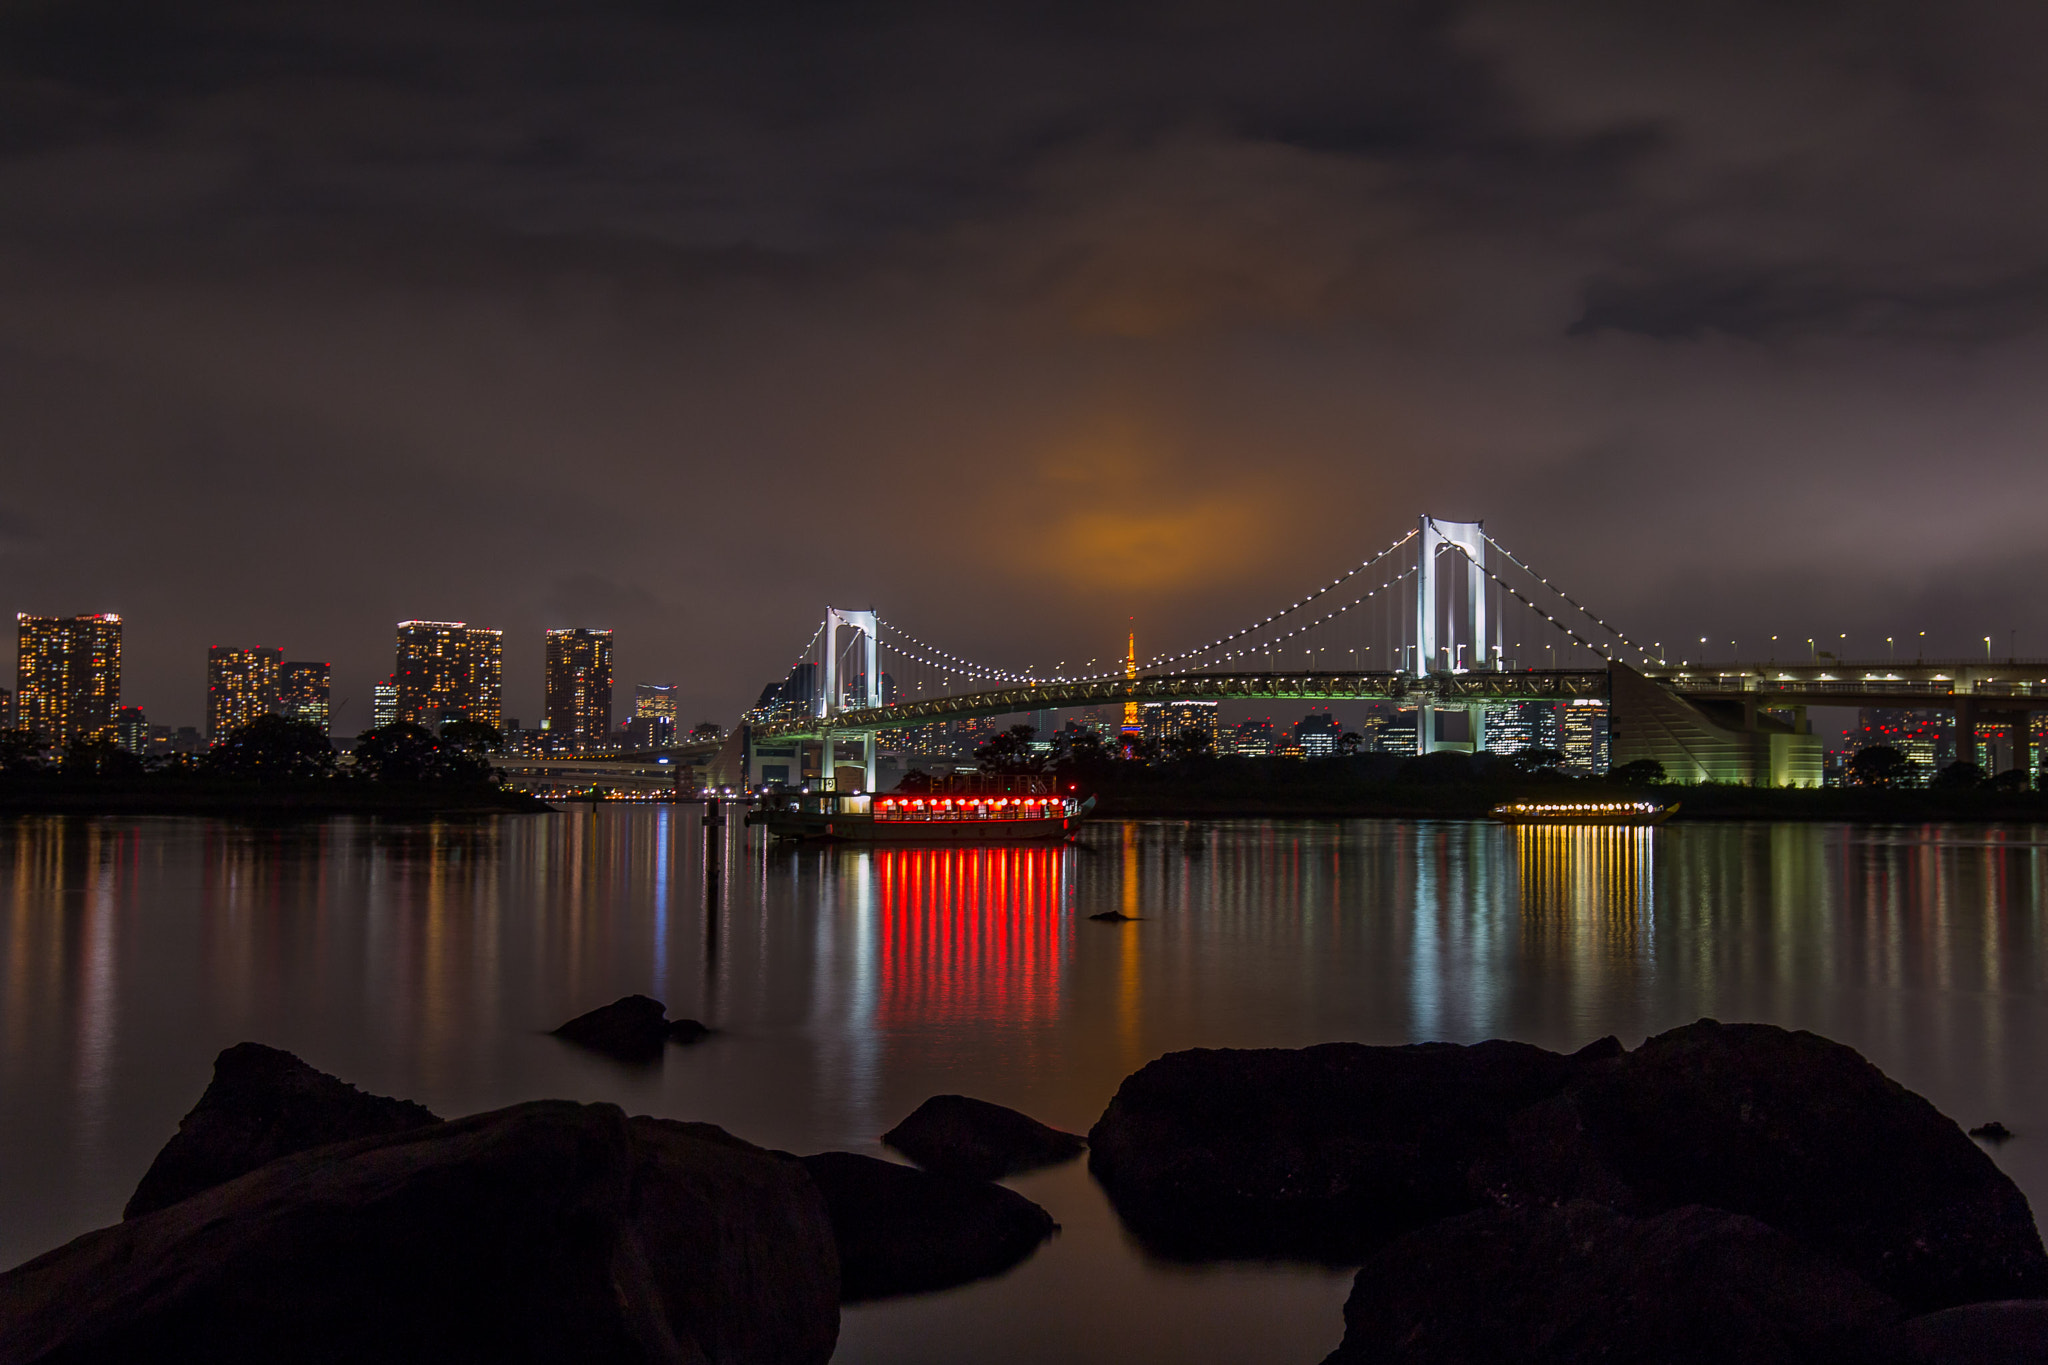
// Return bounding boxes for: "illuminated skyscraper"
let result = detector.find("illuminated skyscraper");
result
[634,681,678,748]
[207,646,282,743]
[115,705,148,754]
[1560,698,1611,773]
[279,661,332,734]
[16,613,122,744]
[1144,699,1222,749]
[395,622,502,729]
[372,678,398,730]
[542,628,613,750]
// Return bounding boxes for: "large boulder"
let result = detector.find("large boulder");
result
[552,995,708,1063]
[1088,1036,1620,1259]
[882,1095,1085,1181]
[800,1152,1056,1301]
[1473,1020,2048,1313]
[124,1042,440,1219]
[1,1101,838,1365]
[1322,1200,1913,1365]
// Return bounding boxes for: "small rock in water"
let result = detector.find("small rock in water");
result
[667,1017,713,1045]
[800,1151,1056,1301]
[551,995,709,1062]
[1971,1121,2015,1142]
[883,1095,1085,1181]
[1087,910,1138,922]
[125,1042,440,1219]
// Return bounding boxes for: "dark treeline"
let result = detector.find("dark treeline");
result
[0,717,544,814]
[946,724,2048,822]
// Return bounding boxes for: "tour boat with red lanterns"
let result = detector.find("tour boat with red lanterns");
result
[1488,798,1677,827]
[748,775,1094,843]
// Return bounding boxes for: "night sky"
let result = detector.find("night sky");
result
[7,2,2048,731]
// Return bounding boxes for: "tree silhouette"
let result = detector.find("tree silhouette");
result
[203,715,336,781]
[351,723,492,784]
[975,724,1046,774]
[1933,761,1986,790]
[1611,758,1667,785]
[1847,745,1910,788]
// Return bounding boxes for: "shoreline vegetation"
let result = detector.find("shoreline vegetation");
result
[0,716,550,817]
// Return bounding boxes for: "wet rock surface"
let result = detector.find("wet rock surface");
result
[551,995,710,1063]
[1901,1299,2048,1365]
[1472,1021,2048,1312]
[1321,1200,1913,1365]
[800,1151,1057,1301]
[883,1095,1085,1182]
[1,1101,840,1365]
[123,1042,440,1219]
[1088,1036,1621,1259]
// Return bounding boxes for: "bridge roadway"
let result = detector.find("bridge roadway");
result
[750,658,2048,742]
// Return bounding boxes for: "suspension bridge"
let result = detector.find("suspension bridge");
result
[495,515,2048,794]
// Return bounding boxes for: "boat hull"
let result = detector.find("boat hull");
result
[750,812,1087,844]
[1490,801,1677,827]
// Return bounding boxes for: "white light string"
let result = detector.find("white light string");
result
[1479,532,1655,663]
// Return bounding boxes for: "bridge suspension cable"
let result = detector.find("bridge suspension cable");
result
[1479,531,1655,664]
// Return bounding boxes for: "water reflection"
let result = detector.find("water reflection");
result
[5,814,2048,1365]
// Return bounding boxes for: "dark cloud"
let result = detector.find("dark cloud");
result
[5,1,2048,728]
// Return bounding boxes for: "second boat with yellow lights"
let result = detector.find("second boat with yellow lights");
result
[1488,798,1677,826]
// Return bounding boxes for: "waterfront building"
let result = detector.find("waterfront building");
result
[115,705,148,754]
[1382,707,1420,756]
[634,682,678,748]
[394,621,502,730]
[1559,698,1611,773]
[207,646,282,743]
[542,628,613,750]
[1852,708,1951,775]
[16,613,122,745]
[372,678,398,730]
[1484,700,1562,756]
[279,661,332,733]
[0,686,10,728]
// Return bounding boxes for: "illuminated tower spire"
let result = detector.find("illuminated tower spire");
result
[1123,629,1141,735]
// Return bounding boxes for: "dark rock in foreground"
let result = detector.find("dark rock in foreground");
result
[1473,1020,2048,1313]
[1,1101,838,1365]
[883,1095,1085,1182]
[1088,1036,1621,1259]
[552,995,709,1063]
[800,1151,1056,1301]
[124,1042,440,1219]
[1901,1299,2048,1365]
[1321,1200,1912,1365]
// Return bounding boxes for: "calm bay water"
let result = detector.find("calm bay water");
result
[4,810,2047,1361]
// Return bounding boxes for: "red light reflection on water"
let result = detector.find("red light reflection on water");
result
[870,846,1068,1027]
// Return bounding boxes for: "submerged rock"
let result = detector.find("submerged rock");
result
[1473,1020,2048,1313]
[1087,911,1139,922]
[552,995,709,1062]
[883,1095,1085,1181]
[1321,1200,1912,1365]
[2,1101,838,1365]
[800,1152,1056,1301]
[1970,1121,2016,1142]
[1088,1036,1621,1260]
[123,1042,440,1219]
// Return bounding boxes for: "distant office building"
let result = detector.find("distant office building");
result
[279,661,332,733]
[172,726,203,754]
[146,723,175,756]
[1294,711,1342,757]
[395,621,502,730]
[634,682,678,748]
[115,705,149,754]
[1853,708,1951,775]
[543,628,614,751]
[746,662,817,724]
[1559,698,1611,773]
[17,612,122,745]
[0,686,11,729]
[1143,699,1221,750]
[1383,707,1420,756]
[1229,718,1277,757]
[372,678,398,730]
[1484,701,1562,756]
[207,646,282,743]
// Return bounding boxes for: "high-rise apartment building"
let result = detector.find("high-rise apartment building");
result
[16,613,122,744]
[634,682,678,749]
[1143,699,1222,750]
[1294,711,1342,757]
[543,628,613,750]
[207,646,282,743]
[279,661,332,733]
[1560,698,1611,773]
[395,621,502,730]
[372,677,398,730]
